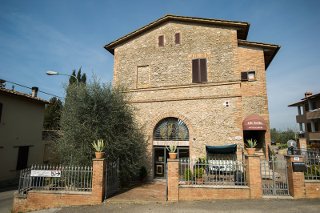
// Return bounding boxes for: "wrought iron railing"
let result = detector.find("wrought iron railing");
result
[295,149,320,180]
[179,158,247,186]
[18,164,93,195]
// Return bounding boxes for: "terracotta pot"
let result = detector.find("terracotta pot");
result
[196,178,204,185]
[246,148,255,155]
[95,152,105,159]
[169,152,177,159]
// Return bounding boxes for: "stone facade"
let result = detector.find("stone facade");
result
[106,15,279,178]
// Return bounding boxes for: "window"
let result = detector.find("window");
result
[154,117,189,141]
[175,33,180,44]
[158,35,164,47]
[241,71,256,81]
[192,58,207,83]
[0,103,2,122]
[16,146,29,170]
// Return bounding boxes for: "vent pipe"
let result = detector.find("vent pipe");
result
[31,87,38,98]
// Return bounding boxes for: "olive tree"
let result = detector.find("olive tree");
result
[53,80,147,183]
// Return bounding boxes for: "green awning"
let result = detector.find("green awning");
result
[206,144,237,154]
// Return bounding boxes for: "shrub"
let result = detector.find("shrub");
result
[194,168,205,179]
[139,166,148,182]
[183,169,192,181]
[53,80,147,185]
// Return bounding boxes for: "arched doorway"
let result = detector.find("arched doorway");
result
[242,114,267,156]
[153,117,190,178]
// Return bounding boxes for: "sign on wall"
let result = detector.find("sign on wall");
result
[30,170,61,177]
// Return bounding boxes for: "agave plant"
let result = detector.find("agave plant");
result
[91,139,106,152]
[246,138,257,148]
[166,144,177,153]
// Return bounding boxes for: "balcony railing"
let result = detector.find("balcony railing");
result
[306,109,320,120]
[296,115,306,123]
[309,132,320,141]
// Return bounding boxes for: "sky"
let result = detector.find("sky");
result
[0,0,319,130]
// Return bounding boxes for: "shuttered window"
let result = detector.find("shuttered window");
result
[241,72,248,81]
[158,35,164,47]
[192,58,207,83]
[175,33,180,44]
[241,71,256,81]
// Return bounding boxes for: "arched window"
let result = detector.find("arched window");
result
[153,117,189,141]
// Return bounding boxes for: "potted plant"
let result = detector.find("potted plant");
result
[183,169,193,184]
[167,144,177,159]
[91,139,106,159]
[246,138,257,155]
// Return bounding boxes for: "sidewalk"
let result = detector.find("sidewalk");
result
[34,199,320,213]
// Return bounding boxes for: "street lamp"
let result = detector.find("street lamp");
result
[46,70,79,83]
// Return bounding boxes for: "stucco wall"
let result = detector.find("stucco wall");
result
[0,94,45,181]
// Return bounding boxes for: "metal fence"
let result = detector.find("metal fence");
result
[179,158,247,186]
[18,164,93,195]
[261,156,289,196]
[295,149,320,180]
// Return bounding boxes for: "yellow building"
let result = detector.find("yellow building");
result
[0,87,48,182]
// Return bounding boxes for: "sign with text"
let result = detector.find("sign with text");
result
[30,170,61,177]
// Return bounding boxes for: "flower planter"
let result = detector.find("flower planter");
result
[169,152,177,159]
[95,152,105,159]
[196,178,204,185]
[246,148,255,155]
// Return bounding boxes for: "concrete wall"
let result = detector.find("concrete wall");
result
[0,94,45,181]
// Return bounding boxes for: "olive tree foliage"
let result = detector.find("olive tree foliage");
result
[43,97,63,130]
[53,80,147,182]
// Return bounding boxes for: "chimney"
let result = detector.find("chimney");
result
[305,91,313,98]
[31,87,39,98]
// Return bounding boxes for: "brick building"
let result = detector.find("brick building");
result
[104,15,280,179]
[289,91,320,148]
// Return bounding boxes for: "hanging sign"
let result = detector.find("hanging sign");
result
[30,170,61,177]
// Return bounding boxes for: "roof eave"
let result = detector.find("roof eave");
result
[238,40,281,70]
[105,14,250,55]
[0,89,49,104]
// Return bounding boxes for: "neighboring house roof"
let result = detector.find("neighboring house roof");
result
[104,14,280,70]
[0,87,49,104]
[289,92,320,107]
[238,40,280,69]
[104,14,250,54]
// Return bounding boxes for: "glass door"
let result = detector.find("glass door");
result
[154,147,166,178]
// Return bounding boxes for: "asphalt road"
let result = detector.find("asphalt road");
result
[30,199,320,213]
[0,190,15,213]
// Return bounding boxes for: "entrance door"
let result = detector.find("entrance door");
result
[154,146,189,178]
[154,147,166,178]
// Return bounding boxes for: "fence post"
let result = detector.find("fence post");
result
[167,159,179,201]
[245,154,262,199]
[92,158,106,203]
[286,155,306,198]
[298,138,307,150]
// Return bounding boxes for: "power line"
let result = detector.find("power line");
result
[0,78,64,99]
